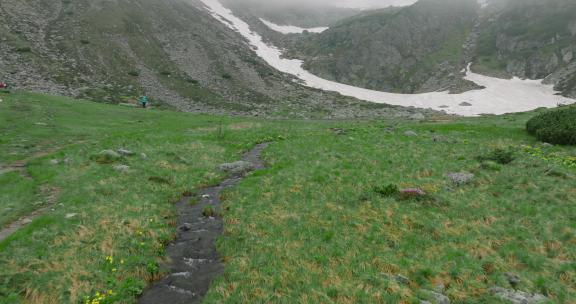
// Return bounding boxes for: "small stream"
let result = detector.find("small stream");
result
[138,143,269,304]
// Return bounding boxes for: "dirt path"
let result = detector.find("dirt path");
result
[138,143,269,304]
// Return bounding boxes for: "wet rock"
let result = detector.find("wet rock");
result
[447,172,474,186]
[219,161,255,176]
[179,223,193,231]
[404,130,418,137]
[490,287,548,304]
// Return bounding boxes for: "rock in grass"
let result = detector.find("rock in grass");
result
[422,290,450,304]
[65,213,78,219]
[404,130,418,137]
[219,161,255,176]
[504,272,521,288]
[399,188,427,200]
[490,287,548,304]
[117,148,135,156]
[93,150,121,164]
[447,172,474,186]
[113,164,130,172]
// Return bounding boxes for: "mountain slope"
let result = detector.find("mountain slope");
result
[0,0,423,119]
[289,0,480,93]
[472,0,576,97]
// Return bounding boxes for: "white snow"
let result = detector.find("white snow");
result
[259,18,328,34]
[199,0,575,116]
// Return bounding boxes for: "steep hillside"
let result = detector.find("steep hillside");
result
[473,0,576,97]
[0,0,420,119]
[290,0,480,93]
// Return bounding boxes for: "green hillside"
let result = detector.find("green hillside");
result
[1,91,575,303]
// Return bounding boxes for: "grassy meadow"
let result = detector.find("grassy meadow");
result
[0,91,575,303]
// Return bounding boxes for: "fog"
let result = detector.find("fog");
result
[230,0,418,9]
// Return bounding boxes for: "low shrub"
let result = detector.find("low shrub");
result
[373,184,399,197]
[477,147,516,165]
[526,106,576,145]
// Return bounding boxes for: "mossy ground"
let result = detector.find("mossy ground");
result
[0,92,574,303]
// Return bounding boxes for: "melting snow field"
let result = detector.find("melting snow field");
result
[199,0,575,116]
[259,19,328,34]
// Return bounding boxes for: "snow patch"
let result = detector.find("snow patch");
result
[199,0,575,116]
[259,18,328,34]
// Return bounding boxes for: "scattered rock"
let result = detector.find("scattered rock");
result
[218,161,255,176]
[50,159,60,165]
[399,188,427,200]
[438,105,449,109]
[459,102,472,107]
[434,283,446,293]
[93,150,121,164]
[21,218,33,225]
[422,289,450,304]
[490,287,548,304]
[113,164,130,172]
[432,135,455,143]
[540,143,554,148]
[409,113,426,120]
[404,130,418,137]
[65,213,78,219]
[330,128,347,135]
[447,172,475,186]
[117,148,135,156]
[382,273,410,285]
[140,153,148,159]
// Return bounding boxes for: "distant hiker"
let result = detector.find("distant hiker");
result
[138,95,149,108]
[0,82,8,89]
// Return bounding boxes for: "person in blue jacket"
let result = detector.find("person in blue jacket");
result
[138,95,149,108]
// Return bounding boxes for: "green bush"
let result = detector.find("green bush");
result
[477,148,516,165]
[526,106,576,145]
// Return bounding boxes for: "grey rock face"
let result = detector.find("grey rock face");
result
[490,287,548,304]
[219,161,255,176]
[447,172,475,186]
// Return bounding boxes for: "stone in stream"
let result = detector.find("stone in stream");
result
[447,172,475,186]
[490,287,548,304]
[179,223,193,231]
[218,161,255,176]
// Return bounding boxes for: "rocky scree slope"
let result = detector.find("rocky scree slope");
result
[287,0,576,97]
[0,0,431,119]
[289,0,480,94]
[473,0,576,98]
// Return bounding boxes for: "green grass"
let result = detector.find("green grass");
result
[1,92,575,303]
